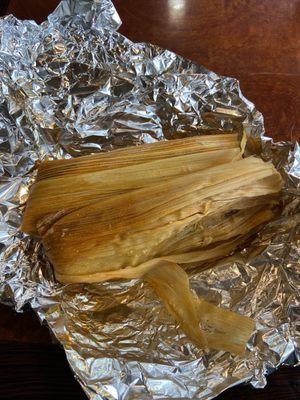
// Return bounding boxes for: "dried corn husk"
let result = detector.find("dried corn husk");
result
[37,133,240,180]
[22,136,283,355]
[23,135,241,236]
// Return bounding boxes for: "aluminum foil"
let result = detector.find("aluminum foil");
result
[0,1,299,399]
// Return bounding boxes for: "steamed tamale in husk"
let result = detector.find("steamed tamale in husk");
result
[22,134,283,355]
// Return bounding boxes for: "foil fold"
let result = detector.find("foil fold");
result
[0,1,299,399]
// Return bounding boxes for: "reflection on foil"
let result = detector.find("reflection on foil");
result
[0,1,299,399]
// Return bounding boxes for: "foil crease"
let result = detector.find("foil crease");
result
[0,1,299,399]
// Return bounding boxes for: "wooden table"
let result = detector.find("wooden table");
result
[0,1,299,399]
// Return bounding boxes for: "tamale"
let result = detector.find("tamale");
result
[40,157,282,277]
[23,135,242,236]
[23,148,241,236]
[37,133,240,180]
[22,135,283,355]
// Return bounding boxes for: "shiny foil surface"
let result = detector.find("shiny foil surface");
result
[0,1,299,399]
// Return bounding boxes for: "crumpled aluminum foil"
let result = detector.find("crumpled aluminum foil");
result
[0,1,299,399]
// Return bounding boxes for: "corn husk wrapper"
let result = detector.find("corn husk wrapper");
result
[22,139,283,355]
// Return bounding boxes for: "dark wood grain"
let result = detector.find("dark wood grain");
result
[5,0,57,23]
[0,342,86,399]
[1,1,299,399]
[0,304,51,344]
